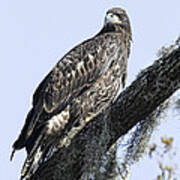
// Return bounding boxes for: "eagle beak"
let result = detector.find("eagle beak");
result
[114,19,122,24]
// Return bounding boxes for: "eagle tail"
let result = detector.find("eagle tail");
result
[21,131,45,179]
[20,128,56,179]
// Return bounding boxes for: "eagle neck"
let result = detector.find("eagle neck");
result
[96,24,132,41]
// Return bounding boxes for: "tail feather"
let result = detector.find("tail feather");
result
[21,132,45,179]
[20,128,57,179]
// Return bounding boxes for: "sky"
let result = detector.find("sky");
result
[0,0,180,179]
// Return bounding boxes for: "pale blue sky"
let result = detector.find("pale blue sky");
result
[0,0,180,179]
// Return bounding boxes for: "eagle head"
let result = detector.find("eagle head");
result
[104,7,131,36]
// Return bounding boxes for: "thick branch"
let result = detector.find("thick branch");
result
[31,46,180,180]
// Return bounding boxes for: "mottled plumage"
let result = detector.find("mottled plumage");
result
[11,7,132,179]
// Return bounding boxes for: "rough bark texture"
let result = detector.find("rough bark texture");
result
[30,46,180,180]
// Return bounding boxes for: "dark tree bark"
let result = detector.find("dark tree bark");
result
[30,45,180,180]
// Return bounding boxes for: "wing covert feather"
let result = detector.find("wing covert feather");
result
[33,34,119,116]
[42,42,104,113]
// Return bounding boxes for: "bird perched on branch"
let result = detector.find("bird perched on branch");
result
[11,7,132,179]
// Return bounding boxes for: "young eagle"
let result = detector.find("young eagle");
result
[11,7,132,179]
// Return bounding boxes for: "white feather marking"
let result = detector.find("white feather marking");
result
[77,61,84,69]
[72,70,76,78]
[34,147,42,165]
[113,78,123,103]
[25,147,43,177]
[88,53,94,62]
[113,86,122,103]
[47,105,70,134]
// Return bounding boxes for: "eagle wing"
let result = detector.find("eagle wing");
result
[12,35,118,155]
[11,32,130,179]
[36,45,101,114]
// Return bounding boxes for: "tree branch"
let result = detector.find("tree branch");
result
[30,45,180,180]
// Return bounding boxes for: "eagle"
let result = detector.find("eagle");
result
[11,7,132,179]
